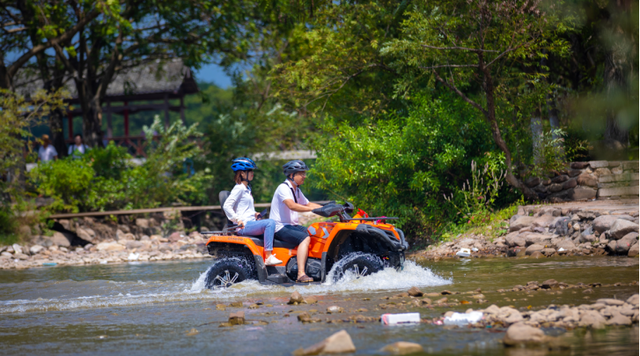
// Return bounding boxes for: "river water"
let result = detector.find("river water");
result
[0,257,637,355]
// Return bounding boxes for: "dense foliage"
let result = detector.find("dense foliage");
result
[29,117,210,213]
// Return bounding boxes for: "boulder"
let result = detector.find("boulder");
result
[568,169,582,177]
[229,311,245,325]
[135,218,150,228]
[505,233,527,248]
[304,296,318,304]
[576,174,598,187]
[613,233,639,255]
[326,306,345,314]
[609,219,639,240]
[381,342,423,355]
[551,216,571,236]
[76,227,96,243]
[541,248,556,256]
[95,242,126,252]
[551,175,569,183]
[562,178,577,190]
[51,232,71,247]
[568,186,597,200]
[571,162,590,169]
[509,216,536,232]
[578,310,606,329]
[525,244,545,256]
[605,312,632,326]
[125,241,145,250]
[541,279,558,289]
[593,216,621,234]
[547,183,564,193]
[407,286,423,297]
[525,177,540,188]
[626,294,639,306]
[11,244,22,255]
[556,239,576,252]
[293,330,356,356]
[289,291,305,304]
[29,245,44,254]
[503,323,548,347]
[628,243,639,257]
[532,215,556,228]
[524,233,552,246]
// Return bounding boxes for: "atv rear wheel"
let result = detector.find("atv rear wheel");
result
[332,253,384,282]
[205,257,255,289]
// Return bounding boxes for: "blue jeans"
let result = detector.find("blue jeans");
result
[274,225,309,245]
[238,219,276,251]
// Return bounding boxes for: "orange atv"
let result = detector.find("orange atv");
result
[202,193,408,288]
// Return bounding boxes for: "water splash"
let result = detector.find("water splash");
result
[0,260,449,314]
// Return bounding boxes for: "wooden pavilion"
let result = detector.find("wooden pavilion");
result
[15,59,199,157]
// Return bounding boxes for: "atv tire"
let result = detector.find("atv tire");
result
[332,253,384,282]
[205,257,255,289]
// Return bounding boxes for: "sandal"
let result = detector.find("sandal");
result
[296,274,313,283]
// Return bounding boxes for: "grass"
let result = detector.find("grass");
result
[434,198,523,245]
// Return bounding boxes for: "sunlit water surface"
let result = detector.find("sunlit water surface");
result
[0,256,637,355]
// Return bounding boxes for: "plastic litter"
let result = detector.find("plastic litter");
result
[443,311,483,325]
[128,252,140,261]
[471,247,479,252]
[381,312,421,325]
[558,247,566,252]
[42,262,57,267]
[456,248,471,257]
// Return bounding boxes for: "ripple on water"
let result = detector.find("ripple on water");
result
[0,261,449,314]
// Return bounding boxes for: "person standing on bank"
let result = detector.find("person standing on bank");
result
[37,134,58,162]
[223,157,282,266]
[270,160,322,283]
[68,134,90,159]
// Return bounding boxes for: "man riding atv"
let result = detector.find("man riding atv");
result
[270,160,322,283]
[201,160,409,288]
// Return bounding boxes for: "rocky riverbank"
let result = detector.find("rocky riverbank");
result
[0,230,210,270]
[419,198,639,260]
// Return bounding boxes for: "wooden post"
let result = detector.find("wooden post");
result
[67,112,73,139]
[164,94,170,128]
[124,100,130,144]
[180,95,186,125]
[106,101,113,140]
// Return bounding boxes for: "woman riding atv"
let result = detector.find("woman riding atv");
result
[223,157,282,266]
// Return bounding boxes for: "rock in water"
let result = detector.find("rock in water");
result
[503,323,548,347]
[381,342,424,355]
[289,291,305,304]
[407,286,424,297]
[229,311,245,325]
[304,296,318,304]
[326,306,344,314]
[293,330,356,356]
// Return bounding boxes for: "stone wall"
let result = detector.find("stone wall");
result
[524,161,639,202]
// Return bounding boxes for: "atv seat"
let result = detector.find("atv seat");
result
[246,237,298,250]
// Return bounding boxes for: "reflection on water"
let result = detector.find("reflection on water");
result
[0,256,636,356]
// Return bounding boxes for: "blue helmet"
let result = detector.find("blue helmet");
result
[231,157,256,172]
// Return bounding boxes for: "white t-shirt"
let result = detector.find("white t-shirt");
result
[223,184,257,224]
[38,145,58,162]
[68,144,89,158]
[270,180,309,232]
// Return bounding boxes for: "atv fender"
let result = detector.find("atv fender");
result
[354,224,407,252]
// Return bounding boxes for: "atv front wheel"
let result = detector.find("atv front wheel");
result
[205,257,255,289]
[332,253,384,282]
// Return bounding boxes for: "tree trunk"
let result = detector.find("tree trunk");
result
[49,109,68,158]
[481,60,538,201]
[83,96,104,148]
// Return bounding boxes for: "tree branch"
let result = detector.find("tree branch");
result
[6,8,100,79]
[432,69,487,116]
[420,64,478,70]
[421,44,498,52]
